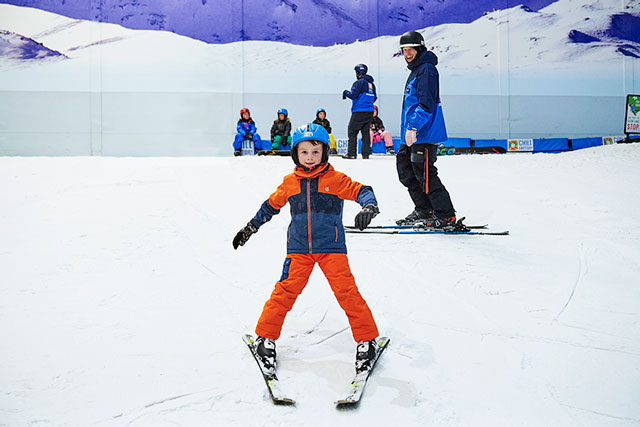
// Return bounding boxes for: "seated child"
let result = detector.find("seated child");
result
[312,108,338,155]
[233,107,263,156]
[370,105,395,154]
[270,108,292,150]
[232,122,383,377]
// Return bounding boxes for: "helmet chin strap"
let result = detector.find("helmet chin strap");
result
[297,161,327,172]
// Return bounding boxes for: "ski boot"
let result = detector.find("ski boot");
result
[234,150,242,156]
[386,146,395,155]
[355,339,377,374]
[396,208,433,226]
[255,336,277,375]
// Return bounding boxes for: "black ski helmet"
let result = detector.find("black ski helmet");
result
[399,31,425,51]
[354,63,368,77]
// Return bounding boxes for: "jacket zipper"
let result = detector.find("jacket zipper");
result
[306,178,312,253]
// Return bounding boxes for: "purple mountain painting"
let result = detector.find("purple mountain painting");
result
[0,0,559,46]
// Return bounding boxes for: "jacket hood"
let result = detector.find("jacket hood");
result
[360,74,374,83]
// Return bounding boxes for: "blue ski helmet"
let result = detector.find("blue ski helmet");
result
[354,63,368,77]
[292,123,330,147]
[291,123,330,167]
[277,108,288,118]
[316,108,326,117]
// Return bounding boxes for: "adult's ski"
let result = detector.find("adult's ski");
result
[346,223,488,230]
[346,228,509,236]
[242,334,295,405]
[335,336,391,408]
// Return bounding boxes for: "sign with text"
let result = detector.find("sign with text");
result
[507,139,534,152]
[625,94,640,135]
[336,138,348,156]
[241,139,255,156]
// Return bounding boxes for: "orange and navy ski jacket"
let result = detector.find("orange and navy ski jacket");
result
[249,163,377,254]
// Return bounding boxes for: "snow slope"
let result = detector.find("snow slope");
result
[1,145,639,426]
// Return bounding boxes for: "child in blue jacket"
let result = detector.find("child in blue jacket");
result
[233,108,263,155]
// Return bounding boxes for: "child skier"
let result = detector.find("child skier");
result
[312,108,338,155]
[270,108,292,150]
[233,107,263,156]
[233,122,382,376]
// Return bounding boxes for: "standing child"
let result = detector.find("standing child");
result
[233,107,263,156]
[270,108,292,150]
[233,122,382,376]
[313,108,338,155]
[370,105,395,154]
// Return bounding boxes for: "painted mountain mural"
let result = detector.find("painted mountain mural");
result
[0,0,560,46]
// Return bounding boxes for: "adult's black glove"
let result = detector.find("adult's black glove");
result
[342,90,348,100]
[233,222,258,249]
[354,204,379,230]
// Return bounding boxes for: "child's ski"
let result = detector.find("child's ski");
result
[335,337,390,408]
[346,229,509,236]
[242,334,295,405]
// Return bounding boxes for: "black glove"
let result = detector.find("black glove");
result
[342,90,348,100]
[233,222,258,249]
[354,204,379,230]
[245,132,253,140]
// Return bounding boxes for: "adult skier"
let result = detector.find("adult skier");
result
[396,30,458,228]
[342,64,377,159]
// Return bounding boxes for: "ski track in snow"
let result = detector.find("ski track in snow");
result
[556,243,588,320]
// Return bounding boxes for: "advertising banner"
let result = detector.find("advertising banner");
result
[625,95,640,135]
[507,139,534,152]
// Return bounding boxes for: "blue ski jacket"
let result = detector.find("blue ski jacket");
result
[344,74,377,113]
[249,163,377,254]
[236,118,258,137]
[400,51,448,144]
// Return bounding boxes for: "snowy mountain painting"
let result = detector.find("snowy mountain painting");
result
[0,0,639,155]
[0,0,561,46]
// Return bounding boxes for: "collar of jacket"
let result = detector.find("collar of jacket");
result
[407,50,438,71]
[293,162,332,179]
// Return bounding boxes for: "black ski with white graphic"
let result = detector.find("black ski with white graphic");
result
[335,336,390,408]
[346,223,488,230]
[242,334,295,405]
[346,228,508,236]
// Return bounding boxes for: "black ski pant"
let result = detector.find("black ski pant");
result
[396,143,455,218]
[347,111,374,158]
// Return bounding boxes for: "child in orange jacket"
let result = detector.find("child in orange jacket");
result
[233,122,381,376]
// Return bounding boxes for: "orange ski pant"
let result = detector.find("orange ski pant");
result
[255,253,379,342]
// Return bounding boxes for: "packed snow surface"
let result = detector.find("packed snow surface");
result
[1,144,640,426]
